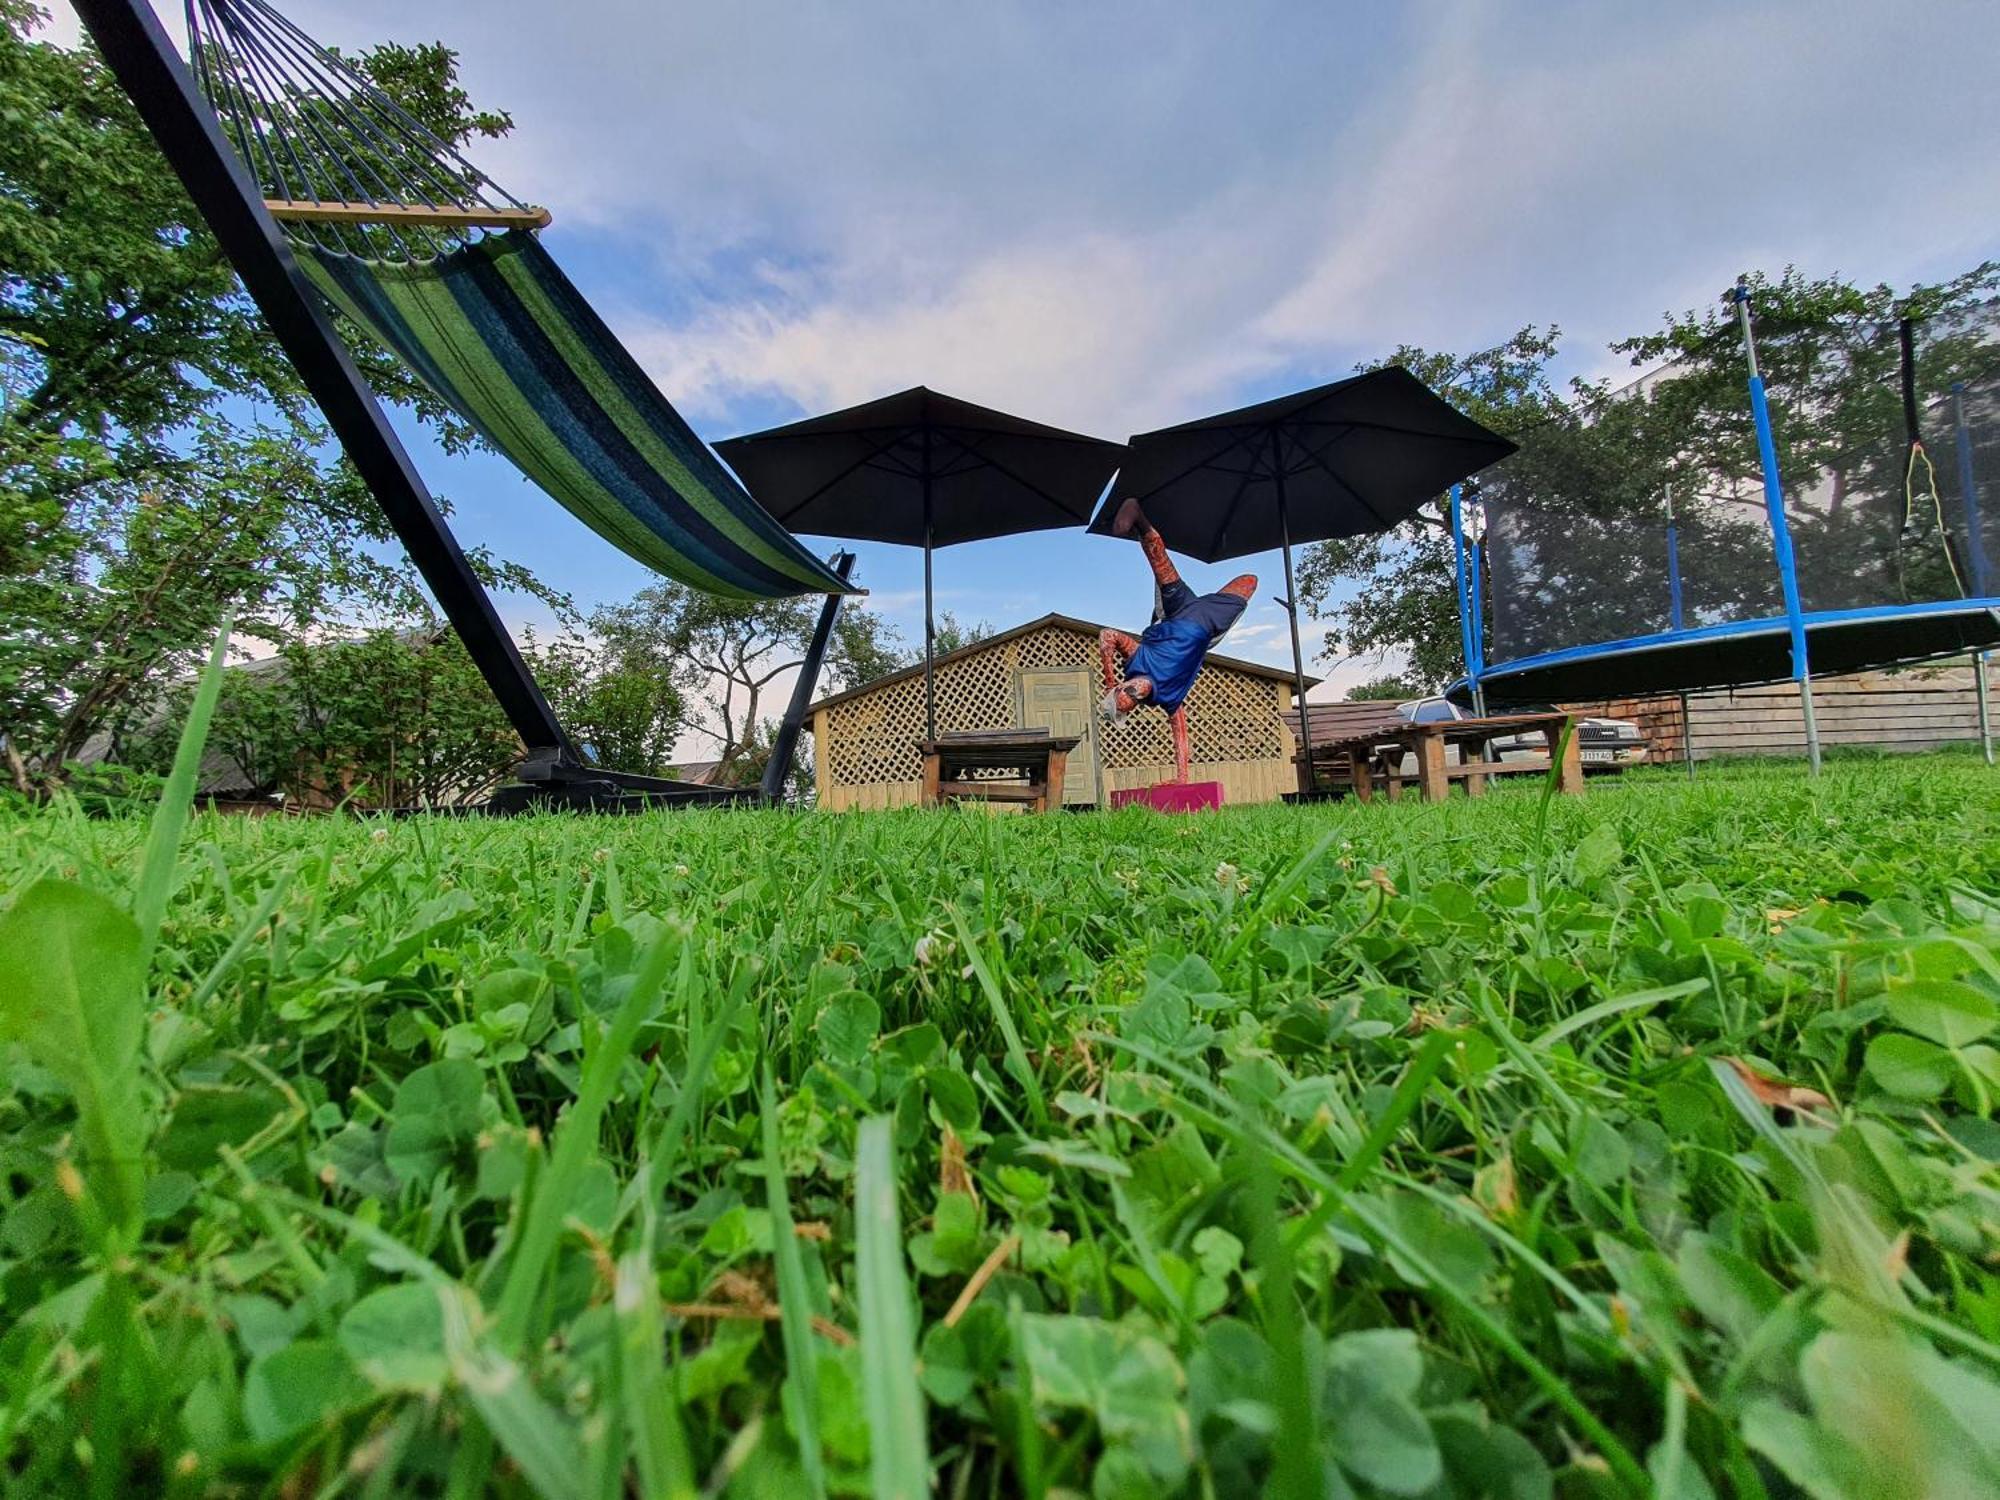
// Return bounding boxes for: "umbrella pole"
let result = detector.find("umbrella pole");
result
[923,459,937,742]
[1273,449,1316,797]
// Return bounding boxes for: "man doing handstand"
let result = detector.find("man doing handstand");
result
[1098,498,1257,783]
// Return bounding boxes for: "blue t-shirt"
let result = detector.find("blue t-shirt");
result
[1125,616,1213,713]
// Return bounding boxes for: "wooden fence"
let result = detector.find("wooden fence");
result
[1568,656,1997,761]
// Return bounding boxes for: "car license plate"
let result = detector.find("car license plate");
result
[1581,748,1615,763]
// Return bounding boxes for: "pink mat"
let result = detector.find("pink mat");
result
[1110,781,1224,812]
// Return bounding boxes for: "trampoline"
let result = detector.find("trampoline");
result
[1452,292,2000,758]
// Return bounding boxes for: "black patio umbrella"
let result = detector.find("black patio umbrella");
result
[1089,367,1516,790]
[718,387,1124,737]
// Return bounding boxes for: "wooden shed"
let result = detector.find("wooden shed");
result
[805,613,1311,810]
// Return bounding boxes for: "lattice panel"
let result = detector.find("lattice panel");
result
[821,624,1290,787]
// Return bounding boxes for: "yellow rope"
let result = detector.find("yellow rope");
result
[1905,439,1968,596]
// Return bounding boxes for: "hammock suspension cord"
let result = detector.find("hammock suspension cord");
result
[184,0,544,260]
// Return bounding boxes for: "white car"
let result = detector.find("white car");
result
[1381,697,1648,774]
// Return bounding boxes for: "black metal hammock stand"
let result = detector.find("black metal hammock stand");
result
[71,0,857,811]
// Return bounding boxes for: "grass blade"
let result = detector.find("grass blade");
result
[1333,1026,1456,1192]
[949,907,1047,1130]
[642,949,736,1186]
[444,1301,586,1500]
[616,1251,695,1498]
[1246,1124,1318,1500]
[855,1116,928,1500]
[1219,826,1344,968]
[1530,978,1706,1052]
[182,866,295,1012]
[494,923,682,1348]
[1005,1295,1044,1500]
[763,1064,826,1499]
[1531,716,1577,859]
[135,614,232,968]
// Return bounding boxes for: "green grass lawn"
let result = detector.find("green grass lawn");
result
[2,755,1998,1498]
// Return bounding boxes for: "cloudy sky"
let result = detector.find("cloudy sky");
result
[56,0,2000,694]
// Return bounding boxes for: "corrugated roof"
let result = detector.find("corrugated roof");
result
[1281,700,1406,745]
[807,612,1317,715]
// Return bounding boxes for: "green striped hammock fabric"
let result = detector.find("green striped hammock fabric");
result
[298,231,852,600]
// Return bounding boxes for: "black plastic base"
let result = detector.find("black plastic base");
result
[480,770,757,816]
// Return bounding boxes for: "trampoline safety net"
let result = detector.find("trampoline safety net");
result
[1474,300,2000,700]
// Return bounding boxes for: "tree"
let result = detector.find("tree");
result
[0,0,491,446]
[587,580,903,780]
[0,3,557,789]
[709,716,815,803]
[927,610,994,659]
[1345,673,1425,702]
[531,631,686,778]
[133,629,523,808]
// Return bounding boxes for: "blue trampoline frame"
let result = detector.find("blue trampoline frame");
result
[1474,599,2000,687]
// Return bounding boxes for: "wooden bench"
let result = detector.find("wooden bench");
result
[1306,713,1584,803]
[919,730,1080,813]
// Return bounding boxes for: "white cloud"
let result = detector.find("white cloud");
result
[622,231,1274,437]
[564,0,2000,440]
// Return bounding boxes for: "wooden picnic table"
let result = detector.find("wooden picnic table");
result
[1308,712,1583,803]
[920,730,1080,813]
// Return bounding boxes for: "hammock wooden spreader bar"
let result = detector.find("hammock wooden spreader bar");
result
[262,198,552,230]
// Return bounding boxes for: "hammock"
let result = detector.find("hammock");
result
[185,0,851,601]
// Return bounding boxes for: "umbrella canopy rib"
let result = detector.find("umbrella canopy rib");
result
[750,429,922,519]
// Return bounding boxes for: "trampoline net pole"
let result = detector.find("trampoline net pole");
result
[1469,531,1487,717]
[1450,484,1477,701]
[1979,653,1995,766]
[1732,282,1821,774]
[1953,385,1995,599]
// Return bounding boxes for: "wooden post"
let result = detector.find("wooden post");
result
[1045,748,1069,812]
[1415,730,1450,802]
[1554,717,1585,794]
[812,710,832,807]
[1347,747,1374,804]
[261,198,551,229]
[920,747,942,808]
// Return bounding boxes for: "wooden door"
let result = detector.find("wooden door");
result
[1017,669,1100,805]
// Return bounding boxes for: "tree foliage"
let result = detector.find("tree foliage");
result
[531,631,686,779]
[1293,328,1565,687]
[1345,673,1425,702]
[0,0,492,446]
[586,581,903,780]
[925,610,995,661]
[131,630,522,809]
